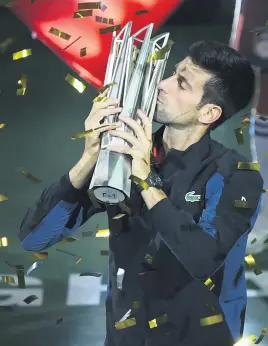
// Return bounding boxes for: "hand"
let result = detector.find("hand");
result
[107,109,152,180]
[83,89,122,160]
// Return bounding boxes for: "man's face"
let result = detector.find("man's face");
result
[154,57,213,126]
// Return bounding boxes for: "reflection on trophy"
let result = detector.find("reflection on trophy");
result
[89,21,172,204]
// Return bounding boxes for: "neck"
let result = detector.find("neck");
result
[162,124,209,153]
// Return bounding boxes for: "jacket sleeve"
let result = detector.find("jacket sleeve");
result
[149,169,264,279]
[19,172,105,252]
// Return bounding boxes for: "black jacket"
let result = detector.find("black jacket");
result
[19,127,263,346]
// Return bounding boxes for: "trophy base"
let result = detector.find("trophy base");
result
[93,186,126,204]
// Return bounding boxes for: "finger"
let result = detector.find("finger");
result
[107,145,133,156]
[109,130,141,148]
[118,115,146,141]
[97,123,121,134]
[137,109,152,140]
[98,98,120,109]
[101,107,122,117]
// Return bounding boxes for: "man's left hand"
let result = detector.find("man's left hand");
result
[107,109,152,181]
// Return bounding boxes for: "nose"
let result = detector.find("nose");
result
[157,74,175,93]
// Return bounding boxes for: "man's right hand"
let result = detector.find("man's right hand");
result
[83,91,122,160]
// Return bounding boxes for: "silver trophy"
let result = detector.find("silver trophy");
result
[89,22,172,204]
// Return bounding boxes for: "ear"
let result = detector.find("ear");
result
[198,104,222,125]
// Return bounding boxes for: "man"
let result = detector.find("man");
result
[19,41,263,346]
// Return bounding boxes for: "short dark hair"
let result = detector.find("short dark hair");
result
[188,40,255,130]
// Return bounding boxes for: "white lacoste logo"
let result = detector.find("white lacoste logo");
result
[241,196,247,201]
[185,191,201,202]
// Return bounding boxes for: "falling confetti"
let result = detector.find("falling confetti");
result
[23,295,39,305]
[74,10,93,18]
[56,318,64,326]
[75,257,82,264]
[136,9,149,15]
[200,314,223,327]
[49,27,71,41]
[20,169,41,183]
[112,214,126,220]
[100,250,109,256]
[82,230,94,238]
[78,2,101,9]
[65,74,86,93]
[96,16,114,25]
[79,272,102,277]
[0,123,6,128]
[17,75,27,96]
[26,261,44,275]
[149,314,168,329]
[0,194,8,202]
[204,277,215,290]
[237,162,260,171]
[1,276,15,284]
[98,82,117,94]
[56,249,76,257]
[100,25,122,34]
[80,47,87,57]
[59,236,78,244]
[115,317,136,330]
[96,229,110,238]
[12,49,32,61]
[234,200,250,208]
[31,252,48,260]
[148,40,174,62]
[0,237,9,247]
[245,254,262,275]
[234,128,244,145]
[16,265,25,289]
[251,238,257,245]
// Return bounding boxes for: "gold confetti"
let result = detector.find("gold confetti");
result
[98,82,117,94]
[101,250,109,256]
[96,16,114,25]
[115,317,136,330]
[100,25,122,35]
[1,276,15,284]
[112,213,126,220]
[200,314,223,327]
[234,200,250,208]
[237,162,260,171]
[148,40,174,62]
[60,236,78,244]
[80,47,87,57]
[262,189,268,193]
[130,174,150,190]
[204,278,215,290]
[56,318,64,326]
[132,301,140,314]
[23,295,38,304]
[76,257,82,264]
[234,335,257,346]
[254,327,268,344]
[234,128,244,145]
[74,10,93,18]
[65,74,86,93]
[49,27,71,41]
[78,2,101,9]
[136,9,149,15]
[12,49,32,61]
[0,193,8,202]
[93,95,107,102]
[149,314,168,329]
[20,169,41,183]
[26,261,43,275]
[31,252,48,260]
[56,248,76,257]
[17,74,27,96]
[71,123,115,140]
[144,253,153,265]
[80,272,102,277]
[251,238,257,245]
[0,237,9,247]
[96,229,110,238]
[16,265,25,289]
[0,123,6,128]
[245,254,262,275]
[82,230,94,238]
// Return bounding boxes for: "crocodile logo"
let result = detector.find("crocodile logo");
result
[185,191,201,202]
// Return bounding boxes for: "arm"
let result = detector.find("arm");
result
[19,154,105,252]
[142,169,263,279]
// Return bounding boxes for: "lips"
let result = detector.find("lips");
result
[11,0,183,89]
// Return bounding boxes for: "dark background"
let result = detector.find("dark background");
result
[0,1,268,345]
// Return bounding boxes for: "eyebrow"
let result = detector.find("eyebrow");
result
[174,64,192,90]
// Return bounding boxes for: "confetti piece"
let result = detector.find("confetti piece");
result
[101,3,107,12]
[234,128,244,145]
[16,266,25,289]
[80,47,87,57]
[63,36,81,51]
[26,261,43,276]
[56,248,76,257]
[251,238,257,245]
[130,174,150,190]
[0,37,14,54]
[75,257,82,264]
[148,40,174,62]
[17,75,27,96]
[60,236,78,244]
[115,317,136,330]
[96,16,114,25]
[0,237,8,247]
[262,189,268,193]
[204,278,215,290]
[245,254,262,275]
[112,213,126,220]
[93,95,107,102]
[98,82,117,94]
[96,228,110,238]
[12,49,32,61]
[101,250,109,256]
[237,162,260,171]
[132,301,140,314]
[149,314,168,329]
[65,74,86,93]
[100,25,122,35]
[31,252,48,260]
[144,253,153,265]
[0,194,8,202]
[136,9,149,15]
[71,123,114,140]
[1,276,15,284]
[56,318,64,326]
[234,335,257,346]
[79,272,102,277]
[200,314,223,327]
[20,169,41,183]
[82,230,94,238]
[0,123,6,128]
[234,200,250,208]
[259,116,267,121]
[74,10,93,18]
[78,2,101,9]
[23,295,38,304]
[254,327,268,344]
[49,27,71,41]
